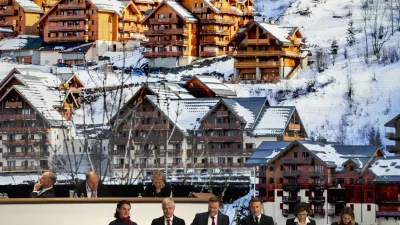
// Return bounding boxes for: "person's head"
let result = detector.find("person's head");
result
[249,197,263,217]
[40,171,56,188]
[208,196,223,217]
[114,200,131,219]
[152,171,166,189]
[162,198,175,219]
[339,207,355,225]
[86,171,99,191]
[294,202,309,222]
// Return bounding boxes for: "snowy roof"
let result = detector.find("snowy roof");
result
[280,27,299,36]
[134,0,155,3]
[0,38,28,50]
[231,6,243,15]
[257,22,292,44]
[17,70,64,87]
[203,0,220,13]
[166,0,197,22]
[252,106,295,136]
[222,98,266,129]
[14,0,44,13]
[370,157,400,177]
[188,75,236,97]
[245,141,292,166]
[61,42,94,53]
[0,28,14,33]
[90,0,126,15]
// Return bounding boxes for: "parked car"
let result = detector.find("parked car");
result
[56,62,68,67]
[149,71,165,77]
[132,70,144,76]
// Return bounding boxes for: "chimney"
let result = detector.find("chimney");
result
[269,17,275,25]
[262,16,266,22]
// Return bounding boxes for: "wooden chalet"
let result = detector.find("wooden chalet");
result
[228,20,311,83]
[385,114,400,155]
[184,75,236,97]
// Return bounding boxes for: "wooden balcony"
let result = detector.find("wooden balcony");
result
[200,51,216,57]
[0,127,50,133]
[195,136,243,142]
[0,8,15,16]
[247,39,270,45]
[69,87,81,93]
[0,0,9,6]
[47,35,88,42]
[123,16,140,22]
[136,5,152,11]
[375,197,400,204]
[234,61,281,68]
[48,14,87,21]
[310,209,325,216]
[327,196,346,204]
[203,123,241,129]
[134,111,158,118]
[113,164,130,169]
[120,27,140,33]
[3,139,50,146]
[149,18,178,24]
[200,29,229,35]
[282,170,301,178]
[144,28,188,35]
[2,151,50,158]
[111,150,128,156]
[0,114,36,121]
[282,196,300,203]
[288,124,301,130]
[0,20,15,27]
[200,18,235,25]
[309,196,325,204]
[220,7,240,15]
[188,148,250,156]
[215,111,228,117]
[144,51,185,58]
[58,3,86,10]
[376,211,400,217]
[227,50,301,58]
[309,170,325,178]
[5,102,23,108]
[386,145,400,154]
[386,132,400,141]
[192,7,208,13]
[2,165,49,172]
[145,39,188,46]
[121,123,171,131]
[199,40,229,46]
[281,157,312,164]
[48,24,88,32]
[43,0,57,6]
[282,183,300,191]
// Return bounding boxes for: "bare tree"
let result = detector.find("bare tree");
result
[360,0,371,63]
[368,0,392,60]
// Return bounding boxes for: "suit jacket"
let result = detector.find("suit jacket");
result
[240,214,274,225]
[286,218,316,225]
[191,212,229,225]
[74,181,111,197]
[31,187,55,198]
[151,215,185,225]
[143,182,172,197]
[331,222,359,225]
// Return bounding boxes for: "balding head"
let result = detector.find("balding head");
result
[40,171,56,188]
[86,171,99,191]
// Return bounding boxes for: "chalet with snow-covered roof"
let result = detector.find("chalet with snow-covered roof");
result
[0,37,44,64]
[59,42,94,65]
[245,140,393,225]
[0,68,76,174]
[36,0,144,48]
[228,20,311,83]
[184,75,236,97]
[0,0,43,36]
[384,114,400,155]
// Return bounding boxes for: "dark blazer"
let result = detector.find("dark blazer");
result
[191,212,229,225]
[74,181,111,197]
[331,222,359,225]
[241,214,274,225]
[109,219,138,225]
[31,188,55,198]
[143,182,171,197]
[151,215,185,225]
[286,218,316,225]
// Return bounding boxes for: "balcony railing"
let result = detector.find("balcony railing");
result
[0,20,15,26]
[386,132,400,141]
[200,51,225,57]
[246,39,270,45]
[227,50,301,58]
[0,127,49,133]
[375,197,400,204]
[220,7,240,15]
[282,183,300,191]
[195,136,243,142]
[281,157,312,164]
[43,0,57,6]
[3,139,50,146]
[47,35,88,42]
[136,5,152,11]
[0,114,36,121]
[386,145,400,153]
[309,196,326,204]
[310,209,325,216]
[134,111,158,118]
[58,3,86,10]
[69,87,81,93]
[113,164,130,169]
[145,39,188,46]
[122,16,140,22]
[282,170,301,177]
[309,183,326,191]
[200,29,229,35]
[234,61,281,68]
[0,0,9,5]
[49,14,87,21]
[192,7,208,13]
[144,51,185,58]
[2,151,49,158]
[188,148,250,156]
[328,196,346,204]
[5,102,23,108]
[282,196,301,203]
[309,169,325,177]
[144,28,188,35]
[200,18,235,25]
[2,165,49,172]
[48,24,88,32]
[376,211,400,217]
[288,124,301,130]
[149,18,178,24]
[0,9,15,16]
[203,123,241,129]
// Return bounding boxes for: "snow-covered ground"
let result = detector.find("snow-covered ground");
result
[254,0,297,21]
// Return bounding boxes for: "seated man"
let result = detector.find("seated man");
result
[31,171,56,198]
[74,171,111,197]
[151,198,185,225]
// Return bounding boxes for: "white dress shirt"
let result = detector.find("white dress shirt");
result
[33,187,52,196]
[253,214,261,224]
[294,217,310,225]
[207,214,217,225]
[164,216,173,225]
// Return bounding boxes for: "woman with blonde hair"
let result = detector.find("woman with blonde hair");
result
[142,171,171,197]
[331,207,358,225]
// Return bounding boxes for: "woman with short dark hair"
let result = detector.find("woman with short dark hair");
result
[286,202,316,225]
[109,200,138,225]
[331,207,358,225]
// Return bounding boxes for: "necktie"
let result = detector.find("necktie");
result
[90,190,96,198]
[212,217,215,225]
[255,217,259,224]
[167,220,171,225]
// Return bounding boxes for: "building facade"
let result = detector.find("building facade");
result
[385,114,400,155]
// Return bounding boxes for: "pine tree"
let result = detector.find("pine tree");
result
[347,20,356,46]
[331,39,339,65]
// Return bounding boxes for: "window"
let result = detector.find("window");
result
[350,204,354,210]
[269,166,273,171]
[280,165,284,171]
[92,31,95,36]
[277,191,283,197]
[0,148,2,153]
[92,20,94,25]
[269,178,274,184]
[350,165,354,171]
[367,205,371,211]
[367,191,372,199]
[294,152,297,158]
[0,136,2,140]
[279,178,283,184]
[92,9,94,14]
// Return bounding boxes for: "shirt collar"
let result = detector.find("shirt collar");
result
[294,217,310,224]
[165,216,173,222]
[254,214,261,219]
[38,187,52,195]
[210,214,218,219]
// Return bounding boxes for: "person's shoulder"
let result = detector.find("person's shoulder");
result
[261,214,273,220]
[132,221,138,225]
[331,222,339,225]
[174,216,185,221]
[308,218,316,224]
[286,218,295,224]
[108,219,118,225]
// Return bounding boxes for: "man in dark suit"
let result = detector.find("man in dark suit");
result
[191,196,229,225]
[151,198,185,225]
[31,171,56,198]
[241,197,274,225]
[74,171,111,197]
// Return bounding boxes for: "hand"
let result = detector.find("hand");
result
[33,181,42,191]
